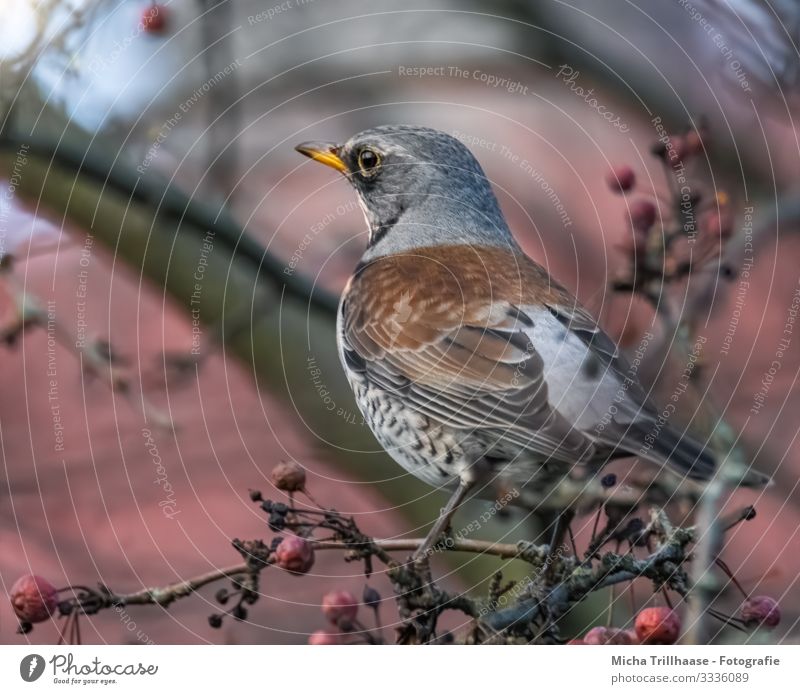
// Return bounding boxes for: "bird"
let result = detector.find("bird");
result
[295,125,767,560]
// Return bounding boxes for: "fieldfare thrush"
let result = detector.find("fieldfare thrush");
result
[296,125,766,560]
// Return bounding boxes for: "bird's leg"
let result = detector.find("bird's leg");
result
[544,508,576,580]
[412,479,473,564]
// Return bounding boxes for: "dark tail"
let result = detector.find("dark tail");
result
[602,422,770,487]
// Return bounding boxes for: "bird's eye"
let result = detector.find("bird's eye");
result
[357,148,381,176]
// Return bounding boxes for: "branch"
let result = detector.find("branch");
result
[64,536,524,612]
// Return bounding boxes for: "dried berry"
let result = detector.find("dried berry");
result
[10,575,58,624]
[363,585,381,609]
[241,589,259,605]
[322,590,359,626]
[635,607,681,644]
[215,588,229,605]
[274,535,315,575]
[606,165,636,193]
[271,461,306,493]
[208,614,223,629]
[583,626,636,645]
[249,489,263,502]
[740,596,780,629]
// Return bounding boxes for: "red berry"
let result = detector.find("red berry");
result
[628,199,657,233]
[271,461,306,493]
[583,626,636,645]
[606,165,636,193]
[141,4,168,34]
[740,595,780,629]
[308,629,341,645]
[274,535,315,575]
[635,607,681,644]
[321,590,358,626]
[10,575,58,623]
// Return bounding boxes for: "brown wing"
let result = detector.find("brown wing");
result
[341,245,594,463]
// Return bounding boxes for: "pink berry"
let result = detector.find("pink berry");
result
[271,461,306,493]
[308,629,340,645]
[629,199,657,232]
[583,627,636,646]
[635,607,681,644]
[741,596,780,629]
[274,535,315,575]
[10,575,58,623]
[583,626,636,645]
[606,165,636,193]
[142,4,168,34]
[321,590,359,626]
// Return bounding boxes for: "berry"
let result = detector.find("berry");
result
[321,590,359,626]
[606,165,636,193]
[308,630,340,645]
[740,596,780,629]
[583,626,637,645]
[248,489,263,502]
[10,575,58,624]
[635,607,681,644]
[208,614,223,629]
[363,585,381,609]
[271,461,306,493]
[601,473,617,488]
[141,4,168,34]
[274,535,315,575]
[215,588,229,605]
[629,199,657,233]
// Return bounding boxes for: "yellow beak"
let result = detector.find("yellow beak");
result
[294,141,347,173]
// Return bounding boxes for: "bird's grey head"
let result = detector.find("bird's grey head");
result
[295,125,516,259]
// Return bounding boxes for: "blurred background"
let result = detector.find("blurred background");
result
[1,0,799,643]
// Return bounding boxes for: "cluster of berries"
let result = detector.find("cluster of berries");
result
[569,598,780,645]
[606,125,733,267]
